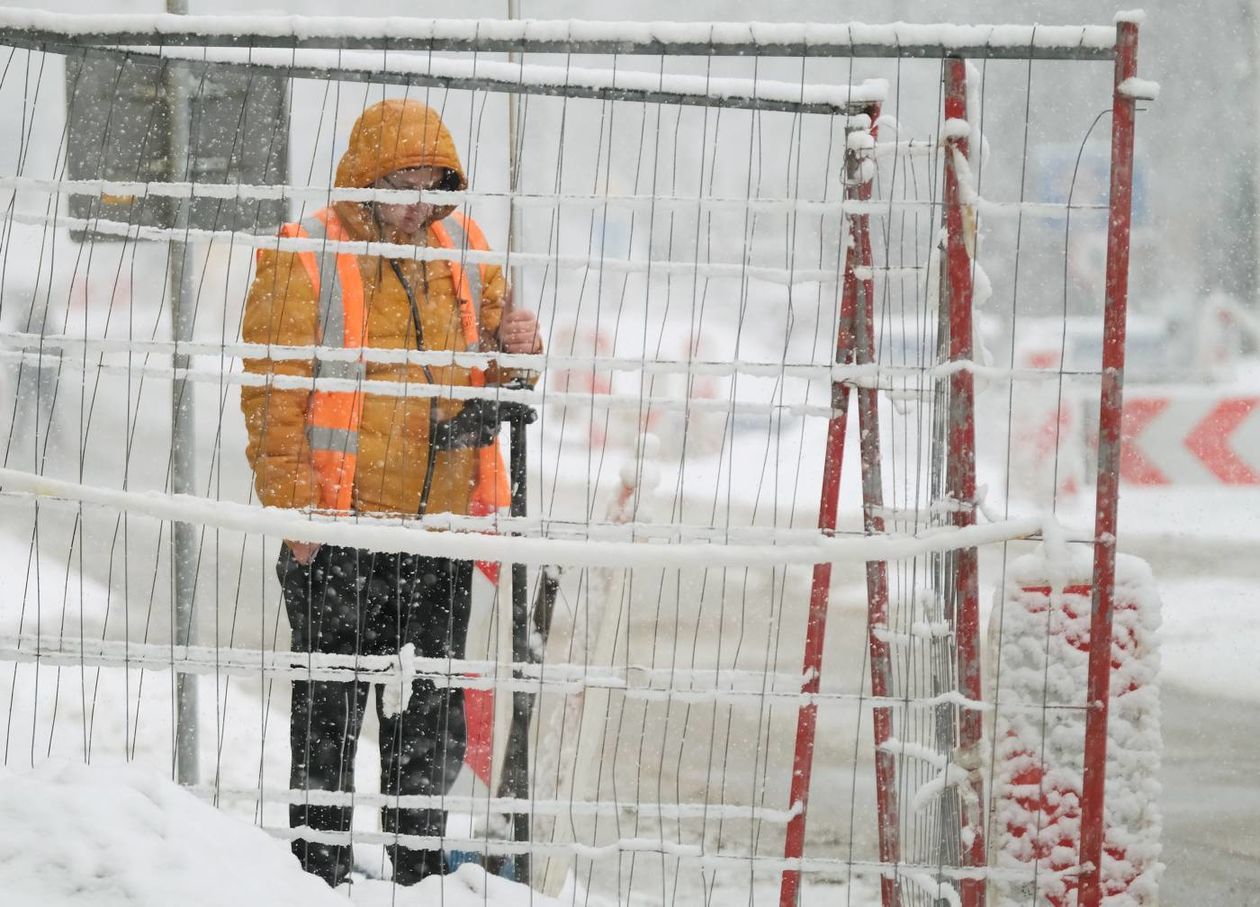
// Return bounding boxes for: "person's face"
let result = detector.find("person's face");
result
[372,166,456,234]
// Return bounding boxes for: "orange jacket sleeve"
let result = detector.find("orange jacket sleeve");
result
[240,248,323,511]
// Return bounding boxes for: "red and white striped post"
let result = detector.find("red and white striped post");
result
[942,57,986,907]
[780,102,896,907]
[1079,17,1141,907]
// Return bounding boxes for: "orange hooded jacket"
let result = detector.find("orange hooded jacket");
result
[240,99,523,518]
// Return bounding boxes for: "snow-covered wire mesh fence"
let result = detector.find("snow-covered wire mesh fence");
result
[0,11,1154,907]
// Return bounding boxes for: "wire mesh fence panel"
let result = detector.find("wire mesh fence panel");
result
[0,12,1154,907]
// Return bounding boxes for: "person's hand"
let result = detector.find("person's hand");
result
[286,540,321,565]
[499,305,542,354]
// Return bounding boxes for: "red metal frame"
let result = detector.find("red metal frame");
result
[1078,19,1141,907]
[942,58,986,907]
[780,103,900,907]
[782,28,1140,903]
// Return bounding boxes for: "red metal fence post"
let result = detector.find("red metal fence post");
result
[942,57,987,907]
[780,104,883,907]
[1078,18,1141,907]
[850,104,903,907]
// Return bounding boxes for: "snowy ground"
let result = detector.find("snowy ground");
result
[0,760,566,907]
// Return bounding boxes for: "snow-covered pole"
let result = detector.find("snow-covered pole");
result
[780,103,896,907]
[1078,13,1142,907]
[504,0,535,384]
[165,0,199,788]
[507,0,523,272]
[942,57,986,907]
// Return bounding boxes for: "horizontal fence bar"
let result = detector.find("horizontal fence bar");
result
[0,329,834,382]
[0,10,1119,59]
[0,348,836,421]
[0,466,1048,568]
[86,45,879,117]
[0,345,1101,424]
[3,209,844,287]
[0,633,1093,717]
[201,785,802,823]
[262,824,1072,881]
[0,489,865,547]
[2,484,1096,551]
[2,175,854,217]
[0,331,1104,388]
[0,175,1105,219]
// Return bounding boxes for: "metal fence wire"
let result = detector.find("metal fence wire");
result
[0,11,1151,907]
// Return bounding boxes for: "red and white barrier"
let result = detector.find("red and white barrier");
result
[989,550,1162,906]
[1121,395,1260,485]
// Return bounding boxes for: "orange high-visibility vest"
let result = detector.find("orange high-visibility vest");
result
[267,207,510,514]
[431,213,512,516]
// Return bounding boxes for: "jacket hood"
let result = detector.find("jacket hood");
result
[334,99,467,190]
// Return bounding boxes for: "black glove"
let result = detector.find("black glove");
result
[430,398,501,451]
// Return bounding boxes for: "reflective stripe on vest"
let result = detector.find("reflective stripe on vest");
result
[271,208,366,512]
[431,212,511,513]
[267,207,509,514]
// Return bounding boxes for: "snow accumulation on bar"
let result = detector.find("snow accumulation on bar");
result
[123,45,885,114]
[2,176,1096,220]
[0,329,1091,389]
[0,467,1047,569]
[0,9,1118,59]
[0,632,1006,714]
[201,785,800,824]
[0,329,837,383]
[2,209,841,288]
[0,347,835,421]
[2,175,859,217]
[1118,76,1160,101]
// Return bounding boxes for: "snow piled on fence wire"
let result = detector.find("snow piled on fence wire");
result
[0,761,560,907]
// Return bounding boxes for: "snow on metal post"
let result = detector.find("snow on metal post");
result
[503,0,534,387]
[165,0,199,787]
[850,105,903,907]
[1079,16,1141,907]
[780,106,890,907]
[942,57,985,906]
[778,314,850,907]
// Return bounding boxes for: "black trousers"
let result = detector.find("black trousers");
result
[278,544,473,888]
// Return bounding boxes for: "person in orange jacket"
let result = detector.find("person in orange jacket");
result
[240,98,542,888]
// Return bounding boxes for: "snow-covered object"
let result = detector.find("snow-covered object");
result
[125,46,886,116]
[1117,78,1160,101]
[0,10,1121,56]
[0,466,1045,570]
[349,863,567,906]
[988,550,1163,906]
[0,761,343,907]
[379,642,417,718]
[0,761,565,907]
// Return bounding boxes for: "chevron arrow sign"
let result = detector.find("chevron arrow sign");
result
[1120,396,1260,485]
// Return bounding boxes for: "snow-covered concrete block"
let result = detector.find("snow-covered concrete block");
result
[988,550,1163,906]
